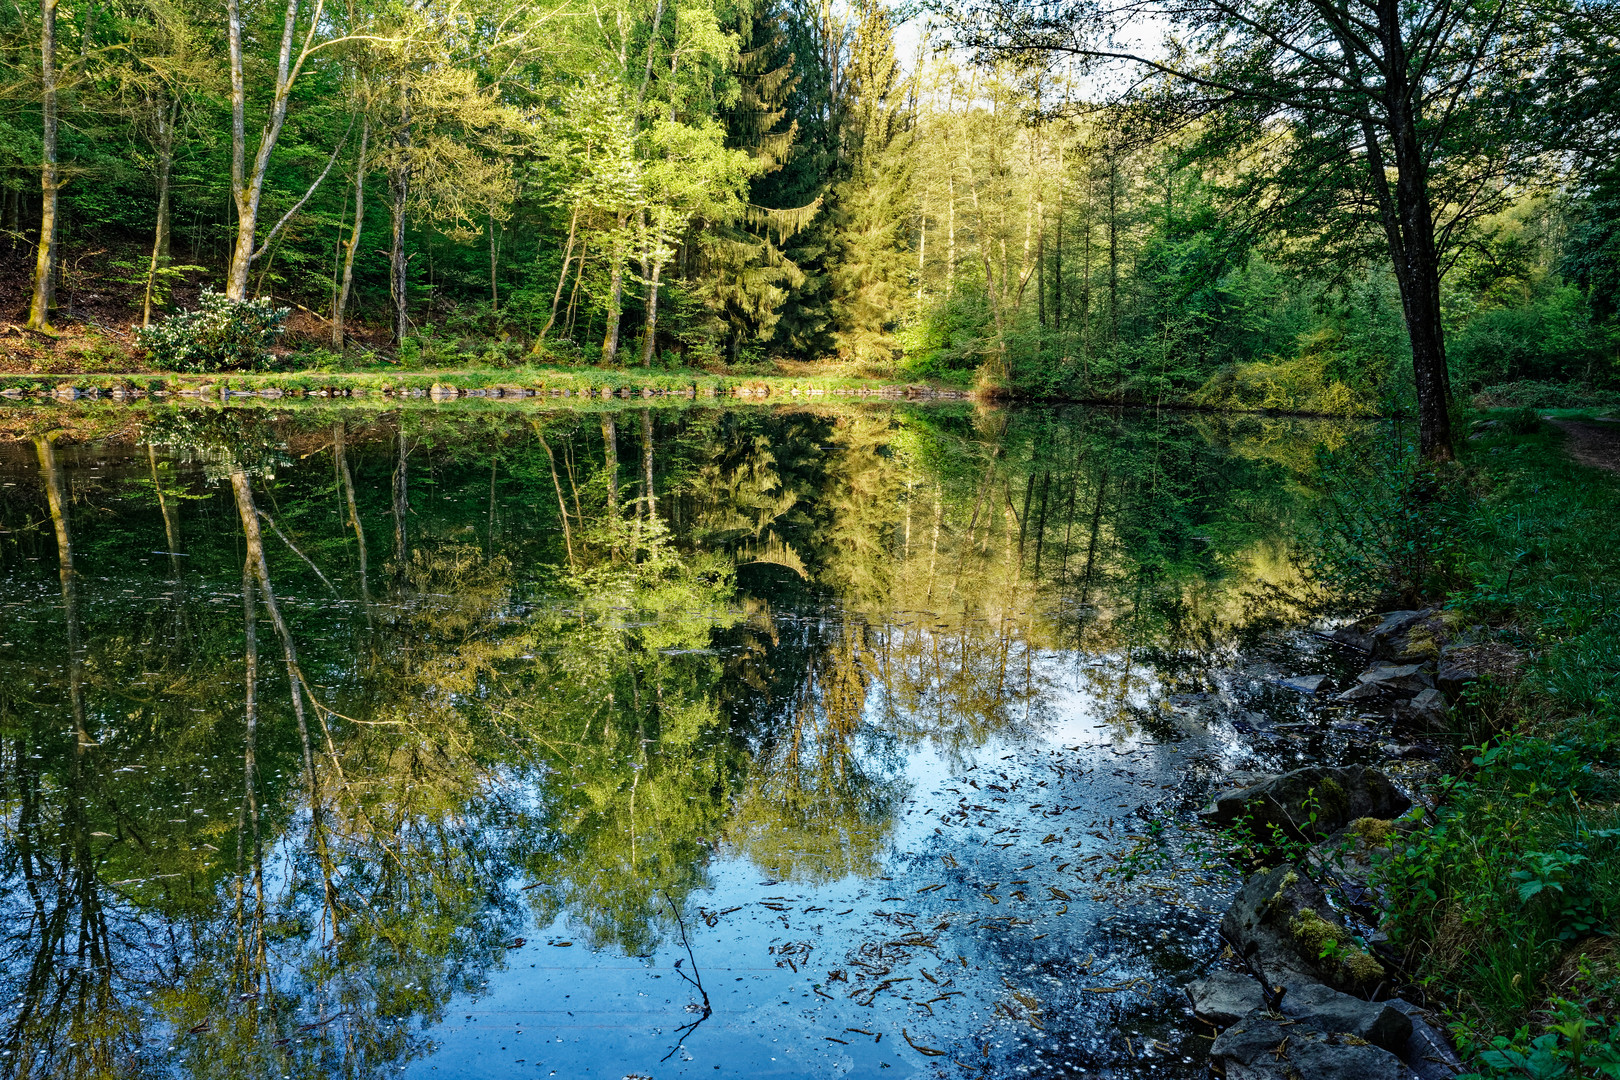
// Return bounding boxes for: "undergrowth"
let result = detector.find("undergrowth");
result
[1333,413,1620,1076]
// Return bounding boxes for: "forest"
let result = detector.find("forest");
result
[1,0,1617,447]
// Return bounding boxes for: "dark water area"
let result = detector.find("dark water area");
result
[0,402,1400,1079]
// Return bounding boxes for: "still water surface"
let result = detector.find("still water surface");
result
[1,402,1376,1078]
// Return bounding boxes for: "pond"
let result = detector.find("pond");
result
[0,401,1387,1079]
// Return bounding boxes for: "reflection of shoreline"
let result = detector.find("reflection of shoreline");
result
[0,406,1354,1078]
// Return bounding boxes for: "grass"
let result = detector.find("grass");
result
[1371,410,1620,1075]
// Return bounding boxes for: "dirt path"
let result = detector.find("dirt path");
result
[1550,417,1620,473]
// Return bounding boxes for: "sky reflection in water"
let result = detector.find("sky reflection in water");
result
[0,402,1375,1078]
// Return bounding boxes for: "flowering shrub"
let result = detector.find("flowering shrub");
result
[136,290,289,372]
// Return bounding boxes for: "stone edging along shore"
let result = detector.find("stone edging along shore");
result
[0,371,974,404]
[1187,608,1523,1080]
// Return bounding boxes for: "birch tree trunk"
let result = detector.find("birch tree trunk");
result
[640,251,664,367]
[224,0,337,300]
[537,202,580,344]
[142,98,179,327]
[27,0,59,330]
[601,217,626,364]
[389,160,410,344]
[333,119,368,350]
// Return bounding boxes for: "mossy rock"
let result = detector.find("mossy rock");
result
[1223,864,1382,993]
[1201,766,1412,849]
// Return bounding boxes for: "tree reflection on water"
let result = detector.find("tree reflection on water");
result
[0,403,1360,1077]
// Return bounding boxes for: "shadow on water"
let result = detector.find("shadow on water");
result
[0,402,1383,1078]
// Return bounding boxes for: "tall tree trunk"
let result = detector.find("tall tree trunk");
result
[564,234,588,338]
[538,202,580,344]
[488,210,500,313]
[1037,193,1046,328]
[1358,89,1453,460]
[602,218,626,364]
[333,119,368,350]
[640,253,663,367]
[225,0,334,299]
[1107,154,1119,347]
[946,174,955,295]
[917,212,926,304]
[142,98,178,327]
[1053,177,1063,329]
[27,0,59,330]
[389,163,410,345]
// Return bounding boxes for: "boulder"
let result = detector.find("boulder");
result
[1279,674,1330,694]
[1385,1000,1464,1079]
[1335,664,1435,703]
[1188,971,1267,1026]
[1395,688,1448,731]
[1200,766,1412,842]
[1212,1010,1420,1080]
[1369,610,1431,646]
[1330,621,1377,653]
[1373,613,1443,663]
[1221,865,1387,993]
[1280,982,1412,1053]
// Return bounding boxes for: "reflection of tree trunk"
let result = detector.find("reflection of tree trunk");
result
[535,426,575,568]
[1080,469,1108,605]
[147,444,183,578]
[391,425,409,571]
[924,486,941,603]
[1032,470,1051,579]
[601,415,619,557]
[235,558,266,980]
[36,436,85,748]
[333,423,371,615]
[1058,475,1076,583]
[1017,472,1034,560]
[229,466,336,919]
[564,440,584,525]
[640,410,655,523]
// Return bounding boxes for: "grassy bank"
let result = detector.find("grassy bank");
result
[1375,411,1620,1075]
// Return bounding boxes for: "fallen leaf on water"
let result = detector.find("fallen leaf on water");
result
[902,1028,947,1057]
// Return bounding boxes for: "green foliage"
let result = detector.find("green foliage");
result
[1362,420,1620,1066]
[135,291,290,373]
[1298,430,1469,607]
[1462,999,1620,1078]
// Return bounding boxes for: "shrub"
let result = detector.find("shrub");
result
[1298,429,1470,607]
[136,290,289,372]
